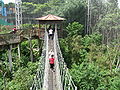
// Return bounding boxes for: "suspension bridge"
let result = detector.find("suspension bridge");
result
[0,14,77,90]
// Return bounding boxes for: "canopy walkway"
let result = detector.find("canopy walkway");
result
[0,28,77,90]
[30,27,77,90]
[0,13,77,90]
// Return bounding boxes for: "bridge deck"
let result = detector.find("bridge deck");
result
[48,39,57,90]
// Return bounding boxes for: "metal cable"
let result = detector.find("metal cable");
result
[54,29,77,90]
[30,30,47,90]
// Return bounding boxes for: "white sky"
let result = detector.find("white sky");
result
[2,0,120,8]
[118,0,120,8]
[3,0,15,4]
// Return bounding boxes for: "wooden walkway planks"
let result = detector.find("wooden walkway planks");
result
[48,39,57,90]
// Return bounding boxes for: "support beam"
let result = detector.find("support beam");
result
[18,44,21,59]
[8,45,12,72]
[29,38,33,62]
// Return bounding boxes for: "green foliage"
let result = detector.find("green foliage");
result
[60,33,102,66]
[21,41,30,57]
[22,2,50,22]
[2,0,120,89]
[81,33,102,46]
[44,0,65,15]
[60,21,120,89]
[95,12,120,32]
[0,25,12,34]
[63,0,87,25]
[60,22,102,66]
[22,0,87,26]
[0,50,10,78]
[22,24,33,29]
[0,78,4,90]
[109,76,120,90]
[70,63,120,90]
[6,62,38,90]
[0,39,41,90]
[66,22,84,36]
[20,39,40,62]
[70,63,101,90]
[45,0,87,25]
[22,0,50,4]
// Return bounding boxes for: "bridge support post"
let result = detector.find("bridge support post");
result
[18,44,21,59]
[8,45,12,72]
[29,38,33,62]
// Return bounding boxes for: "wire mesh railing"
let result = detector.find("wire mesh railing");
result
[30,30,47,90]
[55,29,77,90]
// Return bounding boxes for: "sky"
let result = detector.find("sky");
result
[118,0,120,8]
[2,0,120,8]
[3,0,15,4]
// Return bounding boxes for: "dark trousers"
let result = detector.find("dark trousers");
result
[49,34,54,40]
[50,64,54,69]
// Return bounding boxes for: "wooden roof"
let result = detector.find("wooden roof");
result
[35,14,65,21]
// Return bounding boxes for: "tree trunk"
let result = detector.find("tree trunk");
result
[38,39,43,56]
[29,38,33,62]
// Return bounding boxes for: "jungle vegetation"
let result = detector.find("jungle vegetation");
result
[0,0,120,89]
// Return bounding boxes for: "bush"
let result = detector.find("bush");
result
[6,62,38,90]
[66,22,84,36]
[70,63,102,90]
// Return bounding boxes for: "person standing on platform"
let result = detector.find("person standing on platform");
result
[48,28,54,40]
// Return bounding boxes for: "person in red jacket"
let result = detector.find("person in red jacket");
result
[12,27,17,33]
[49,55,55,70]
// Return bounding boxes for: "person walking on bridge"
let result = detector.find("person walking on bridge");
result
[49,49,54,57]
[48,28,54,40]
[49,55,55,70]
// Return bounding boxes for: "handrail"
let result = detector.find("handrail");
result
[43,27,49,90]
[54,24,63,90]
[55,28,77,90]
[30,30,47,90]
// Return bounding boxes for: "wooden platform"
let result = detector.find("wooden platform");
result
[0,29,45,46]
[0,28,63,47]
[0,33,21,45]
